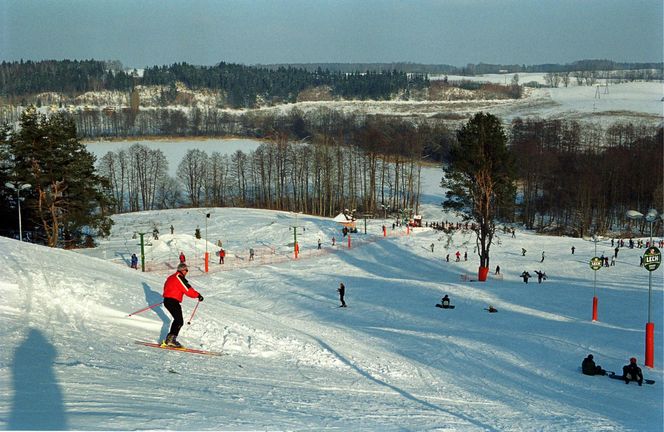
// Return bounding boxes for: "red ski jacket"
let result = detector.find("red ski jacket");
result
[163,271,200,303]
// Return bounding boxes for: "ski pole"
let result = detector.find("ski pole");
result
[187,301,201,325]
[128,301,163,317]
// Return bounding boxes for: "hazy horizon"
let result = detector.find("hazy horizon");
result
[2,0,662,69]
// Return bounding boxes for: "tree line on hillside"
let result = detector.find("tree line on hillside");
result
[88,113,664,238]
[543,69,662,88]
[5,59,660,109]
[0,105,661,248]
[0,60,428,108]
[259,60,663,75]
[95,120,435,218]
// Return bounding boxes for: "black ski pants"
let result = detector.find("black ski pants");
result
[163,297,183,336]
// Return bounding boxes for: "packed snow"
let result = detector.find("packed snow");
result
[1,163,662,431]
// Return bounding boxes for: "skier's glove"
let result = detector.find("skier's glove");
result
[198,294,204,301]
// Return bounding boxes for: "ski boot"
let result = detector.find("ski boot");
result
[163,334,183,348]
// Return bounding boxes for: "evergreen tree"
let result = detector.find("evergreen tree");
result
[442,112,516,270]
[2,106,113,246]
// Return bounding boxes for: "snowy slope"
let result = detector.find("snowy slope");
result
[1,166,662,431]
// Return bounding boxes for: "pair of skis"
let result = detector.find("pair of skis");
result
[134,340,223,356]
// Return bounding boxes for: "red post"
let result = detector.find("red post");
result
[204,252,209,273]
[592,296,598,321]
[382,226,386,237]
[478,266,489,282]
[294,242,299,259]
[645,322,654,367]
[347,234,351,249]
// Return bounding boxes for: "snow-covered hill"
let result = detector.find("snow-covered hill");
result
[1,167,662,430]
[22,77,663,131]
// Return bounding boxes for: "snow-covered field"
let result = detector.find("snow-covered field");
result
[256,81,663,126]
[1,165,662,431]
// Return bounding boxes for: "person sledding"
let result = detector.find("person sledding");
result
[436,294,454,309]
[622,357,644,385]
[485,305,498,313]
[162,263,204,348]
[581,354,606,376]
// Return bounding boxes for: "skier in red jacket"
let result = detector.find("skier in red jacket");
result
[162,263,203,348]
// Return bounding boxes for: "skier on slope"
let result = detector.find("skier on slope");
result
[162,263,203,348]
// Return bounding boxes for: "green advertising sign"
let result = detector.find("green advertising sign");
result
[643,247,661,272]
[590,257,603,271]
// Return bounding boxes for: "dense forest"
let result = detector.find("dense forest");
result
[0,60,428,107]
[2,59,660,108]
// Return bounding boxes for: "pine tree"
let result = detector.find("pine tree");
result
[442,112,516,270]
[3,106,113,247]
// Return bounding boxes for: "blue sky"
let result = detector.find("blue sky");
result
[1,0,662,68]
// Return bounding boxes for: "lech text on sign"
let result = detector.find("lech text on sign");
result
[643,247,661,272]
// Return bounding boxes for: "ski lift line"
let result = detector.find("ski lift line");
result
[126,226,426,274]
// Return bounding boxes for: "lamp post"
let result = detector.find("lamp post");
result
[589,235,602,322]
[5,182,31,242]
[626,209,661,368]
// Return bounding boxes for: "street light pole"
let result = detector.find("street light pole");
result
[626,209,661,368]
[591,235,600,322]
[5,182,31,242]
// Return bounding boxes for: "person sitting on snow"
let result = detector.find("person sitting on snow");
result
[441,295,451,308]
[622,357,643,385]
[581,354,606,376]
